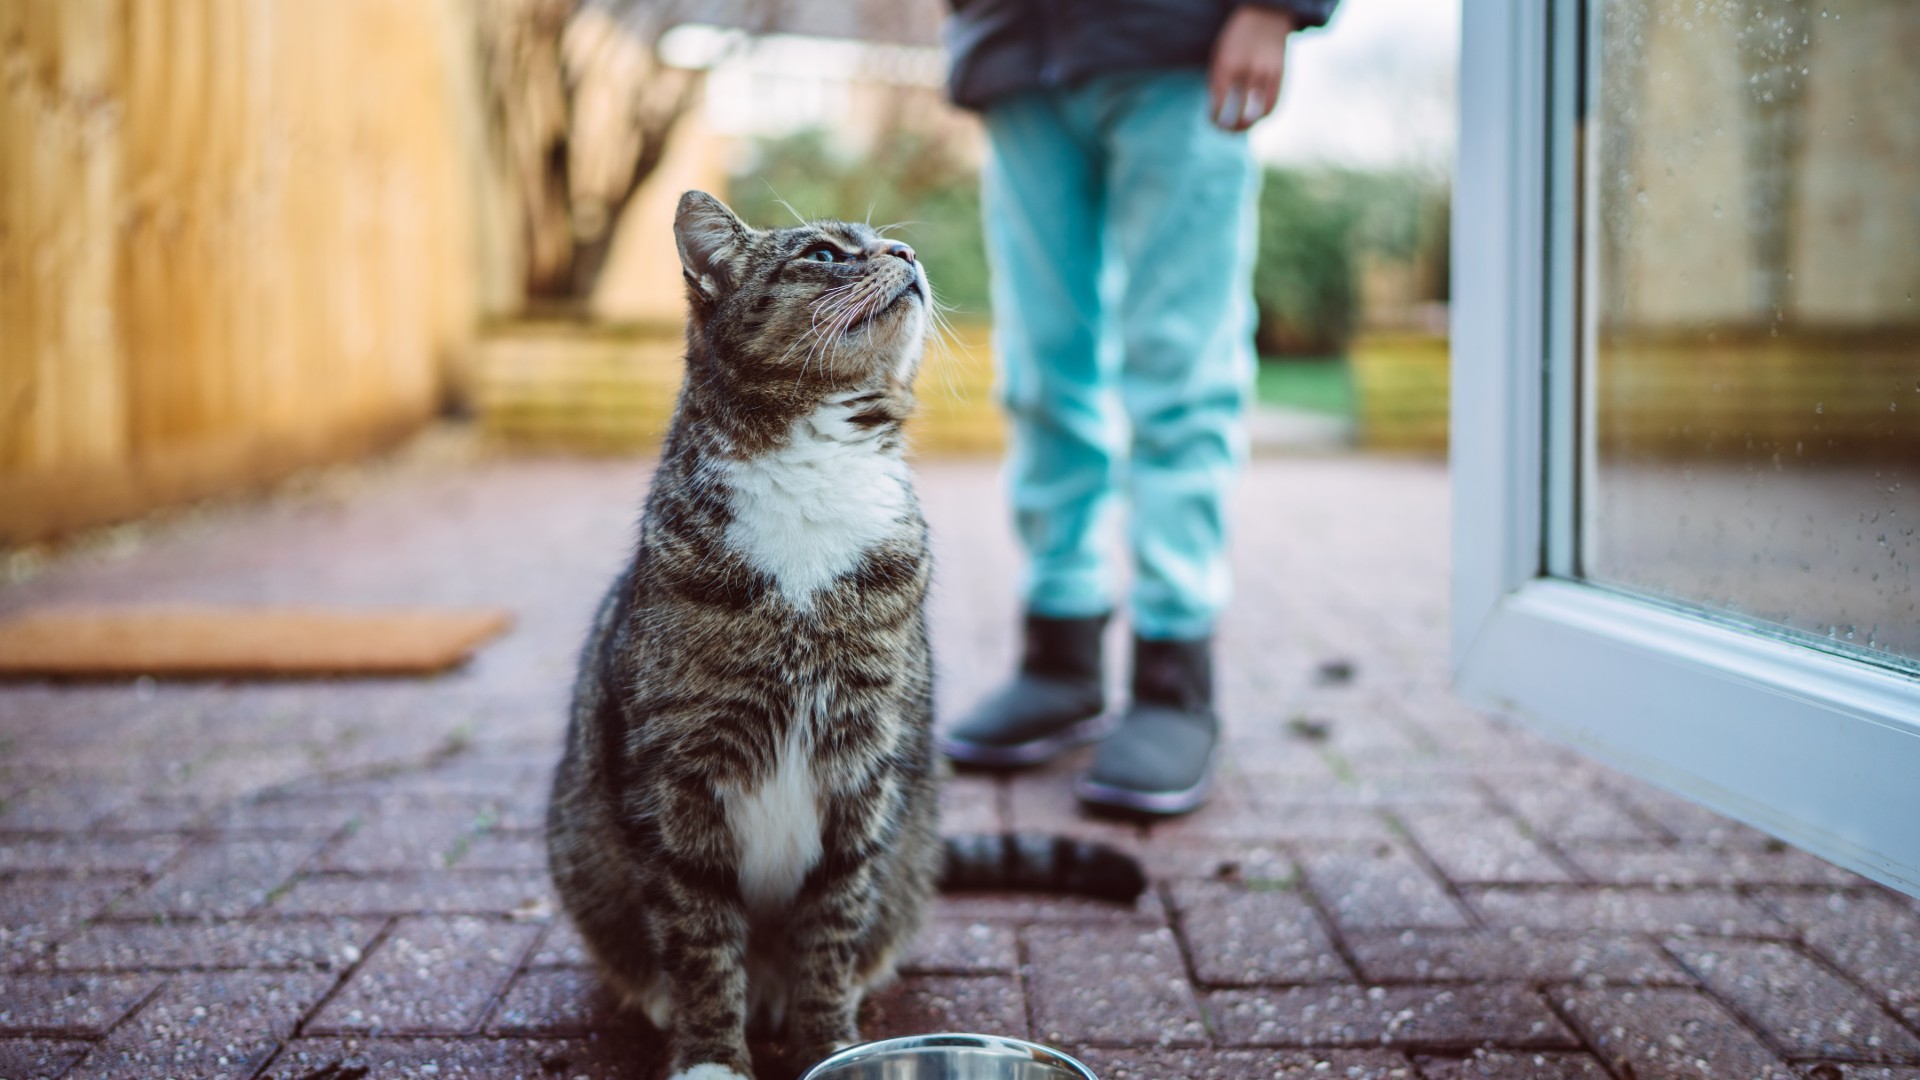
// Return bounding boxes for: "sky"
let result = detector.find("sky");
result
[1251,0,1462,171]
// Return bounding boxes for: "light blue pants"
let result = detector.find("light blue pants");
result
[983,70,1259,641]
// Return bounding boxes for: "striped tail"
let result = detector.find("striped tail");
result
[939,832,1147,903]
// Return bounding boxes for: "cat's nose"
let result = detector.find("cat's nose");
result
[883,242,916,264]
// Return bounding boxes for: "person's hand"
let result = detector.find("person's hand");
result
[1208,5,1299,132]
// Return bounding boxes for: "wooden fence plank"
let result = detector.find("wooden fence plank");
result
[0,0,496,543]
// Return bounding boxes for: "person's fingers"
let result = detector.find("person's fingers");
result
[1236,74,1267,129]
[1225,66,1282,130]
[1253,66,1283,124]
[1214,59,1287,129]
[1209,65,1241,131]
[1215,76,1248,130]
[1242,81,1267,130]
[1208,60,1232,127]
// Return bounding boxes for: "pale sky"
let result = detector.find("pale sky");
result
[1252,0,1462,171]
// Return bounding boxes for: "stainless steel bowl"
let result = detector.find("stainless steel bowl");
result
[798,1034,1099,1080]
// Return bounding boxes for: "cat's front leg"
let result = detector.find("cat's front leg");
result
[660,883,753,1079]
[784,859,874,1066]
[785,778,892,1067]
[655,826,756,1078]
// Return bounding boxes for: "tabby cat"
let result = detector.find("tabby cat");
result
[546,192,1141,1080]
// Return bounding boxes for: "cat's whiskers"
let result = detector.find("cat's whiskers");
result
[816,276,886,378]
[920,283,966,407]
[799,286,870,381]
[778,283,865,386]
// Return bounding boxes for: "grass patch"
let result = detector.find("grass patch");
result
[1256,358,1353,416]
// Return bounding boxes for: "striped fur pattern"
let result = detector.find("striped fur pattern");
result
[546,192,1141,1080]
[547,191,940,1080]
[941,832,1146,902]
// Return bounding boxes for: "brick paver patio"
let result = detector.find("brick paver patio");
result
[2,449,1917,1079]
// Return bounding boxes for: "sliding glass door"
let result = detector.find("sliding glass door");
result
[1453,0,1920,895]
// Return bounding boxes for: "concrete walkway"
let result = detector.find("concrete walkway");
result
[1,449,1915,1079]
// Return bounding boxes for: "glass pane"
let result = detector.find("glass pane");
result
[1581,0,1920,668]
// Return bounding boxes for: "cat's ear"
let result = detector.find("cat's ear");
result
[674,190,748,302]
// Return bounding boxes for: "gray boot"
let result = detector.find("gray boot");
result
[1075,635,1217,816]
[937,613,1113,767]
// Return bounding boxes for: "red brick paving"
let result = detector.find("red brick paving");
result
[0,974,163,1037]
[0,1039,92,1080]
[1554,987,1797,1079]
[64,971,331,1080]
[1297,842,1474,933]
[1165,880,1351,985]
[1344,928,1691,988]
[1076,1047,1418,1078]
[1021,925,1209,1047]
[305,915,542,1036]
[1763,891,1920,1029]
[1663,939,1920,1064]
[0,453,1914,1078]
[55,915,379,972]
[1205,984,1575,1050]
[486,967,614,1036]
[1413,1050,1611,1078]
[899,920,1020,975]
[861,975,1030,1040]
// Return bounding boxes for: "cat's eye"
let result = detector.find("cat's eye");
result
[801,245,846,264]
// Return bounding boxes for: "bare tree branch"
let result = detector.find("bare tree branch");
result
[483,0,784,305]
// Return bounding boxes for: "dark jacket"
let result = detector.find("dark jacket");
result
[945,0,1340,110]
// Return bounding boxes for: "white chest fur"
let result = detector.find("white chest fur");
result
[721,403,912,609]
[725,715,823,915]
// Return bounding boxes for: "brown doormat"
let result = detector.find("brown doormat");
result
[0,606,514,679]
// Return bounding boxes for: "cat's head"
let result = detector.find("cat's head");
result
[673,190,929,402]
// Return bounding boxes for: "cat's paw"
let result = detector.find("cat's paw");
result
[617,976,672,1030]
[637,985,673,1030]
[668,1066,750,1080]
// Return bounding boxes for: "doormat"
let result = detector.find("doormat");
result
[0,606,513,679]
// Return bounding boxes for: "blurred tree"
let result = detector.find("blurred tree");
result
[480,0,770,306]
[1254,167,1450,356]
[1254,169,1360,356]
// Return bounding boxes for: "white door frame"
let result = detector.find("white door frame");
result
[1450,0,1920,897]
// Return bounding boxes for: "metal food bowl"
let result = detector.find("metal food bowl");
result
[799,1034,1099,1080]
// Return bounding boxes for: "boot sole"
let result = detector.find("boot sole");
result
[937,713,1119,768]
[1073,770,1213,817]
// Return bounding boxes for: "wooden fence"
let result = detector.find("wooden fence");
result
[0,1,500,542]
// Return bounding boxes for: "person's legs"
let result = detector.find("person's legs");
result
[1104,71,1259,641]
[939,90,1120,767]
[1076,70,1258,813]
[982,91,1117,621]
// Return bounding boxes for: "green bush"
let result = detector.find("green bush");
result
[1254,170,1360,357]
[727,140,1450,355]
[1253,166,1449,357]
[728,131,993,319]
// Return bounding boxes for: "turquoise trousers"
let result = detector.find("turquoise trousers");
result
[982,70,1259,641]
